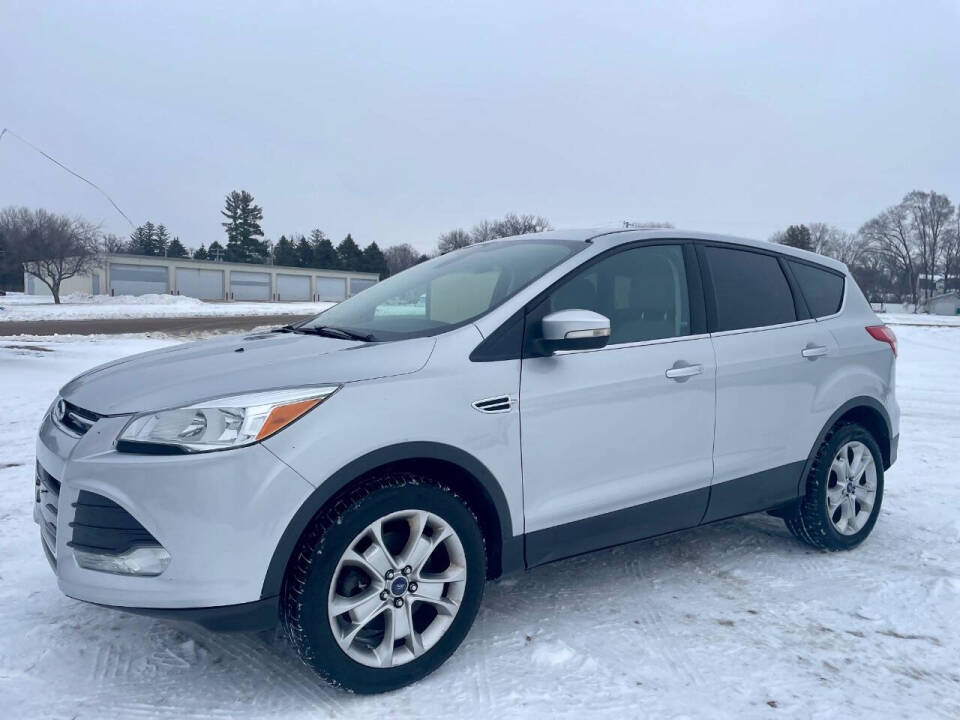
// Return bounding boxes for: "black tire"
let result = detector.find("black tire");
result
[785,422,885,551]
[280,472,486,694]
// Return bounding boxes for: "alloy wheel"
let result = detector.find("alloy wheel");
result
[825,440,878,536]
[326,509,467,668]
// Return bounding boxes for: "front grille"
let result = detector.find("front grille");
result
[35,462,60,565]
[57,400,101,436]
[69,490,160,555]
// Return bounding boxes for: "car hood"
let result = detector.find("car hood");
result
[60,331,437,415]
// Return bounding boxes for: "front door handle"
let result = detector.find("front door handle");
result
[665,362,703,382]
[801,344,829,360]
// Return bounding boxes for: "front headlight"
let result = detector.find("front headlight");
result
[117,386,339,453]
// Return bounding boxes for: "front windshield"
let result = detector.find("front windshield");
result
[302,239,585,340]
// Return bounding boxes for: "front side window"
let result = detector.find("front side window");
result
[703,246,797,331]
[788,260,845,317]
[538,244,691,345]
[301,239,584,340]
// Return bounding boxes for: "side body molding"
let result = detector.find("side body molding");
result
[261,441,522,599]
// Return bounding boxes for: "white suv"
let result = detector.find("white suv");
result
[35,229,899,693]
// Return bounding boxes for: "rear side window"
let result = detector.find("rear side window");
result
[703,246,797,331]
[788,260,844,317]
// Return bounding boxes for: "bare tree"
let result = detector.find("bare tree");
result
[383,243,422,275]
[101,233,126,253]
[806,222,870,266]
[491,213,552,237]
[437,213,552,254]
[904,190,954,301]
[469,219,497,244]
[860,203,919,309]
[0,207,101,303]
[942,214,960,292]
[437,228,472,254]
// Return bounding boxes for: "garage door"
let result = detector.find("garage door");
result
[230,270,270,301]
[277,274,311,301]
[315,276,347,301]
[176,268,224,300]
[109,263,169,296]
[349,278,377,296]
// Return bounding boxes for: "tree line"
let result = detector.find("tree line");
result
[113,194,556,281]
[12,186,952,309]
[772,189,958,307]
[115,190,391,278]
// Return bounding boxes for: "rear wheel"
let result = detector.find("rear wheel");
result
[281,473,486,693]
[785,423,884,550]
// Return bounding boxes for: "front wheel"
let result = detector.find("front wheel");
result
[281,473,486,693]
[785,422,885,551]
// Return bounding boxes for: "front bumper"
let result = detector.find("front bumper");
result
[35,408,315,619]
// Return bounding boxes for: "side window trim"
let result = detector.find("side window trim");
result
[695,241,809,334]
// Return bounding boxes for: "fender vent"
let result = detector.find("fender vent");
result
[472,395,512,414]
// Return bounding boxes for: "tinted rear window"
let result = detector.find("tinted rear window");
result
[788,260,844,317]
[703,246,797,331]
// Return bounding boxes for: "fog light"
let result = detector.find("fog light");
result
[73,545,171,577]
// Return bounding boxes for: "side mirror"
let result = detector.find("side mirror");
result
[540,309,611,353]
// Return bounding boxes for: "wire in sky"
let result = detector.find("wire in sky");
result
[0,127,135,228]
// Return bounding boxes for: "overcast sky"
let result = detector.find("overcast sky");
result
[1,1,958,254]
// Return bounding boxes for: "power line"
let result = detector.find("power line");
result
[0,127,135,228]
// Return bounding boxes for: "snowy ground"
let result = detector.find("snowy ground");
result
[1,327,958,718]
[878,312,960,327]
[0,292,334,322]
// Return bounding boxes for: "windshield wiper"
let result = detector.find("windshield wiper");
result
[295,325,376,342]
[271,324,299,333]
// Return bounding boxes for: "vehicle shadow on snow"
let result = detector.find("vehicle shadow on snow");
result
[69,513,805,714]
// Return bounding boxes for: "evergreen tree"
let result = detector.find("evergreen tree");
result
[782,224,813,251]
[336,233,364,271]
[361,241,389,278]
[166,237,188,258]
[311,230,340,269]
[128,224,152,254]
[220,189,267,263]
[154,224,171,256]
[295,235,313,268]
[208,240,225,261]
[273,235,299,267]
[193,244,209,260]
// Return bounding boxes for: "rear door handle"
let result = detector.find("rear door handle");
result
[801,345,829,360]
[665,362,703,381]
[801,345,828,359]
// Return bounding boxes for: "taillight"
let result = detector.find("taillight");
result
[866,325,897,357]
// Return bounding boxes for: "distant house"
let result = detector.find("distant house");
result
[925,291,960,316]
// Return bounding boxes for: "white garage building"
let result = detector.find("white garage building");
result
[925,291,960,316]
[24,254,379,302]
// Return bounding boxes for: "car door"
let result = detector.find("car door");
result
[520,242,716,566]
[697,243,840,522]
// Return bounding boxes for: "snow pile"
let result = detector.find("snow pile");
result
[0,327,958,718]
[0,292,335,322]
[58,292,207,307]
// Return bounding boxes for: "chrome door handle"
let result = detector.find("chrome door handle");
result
[665,362,703,381]
[801,345,829,360]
